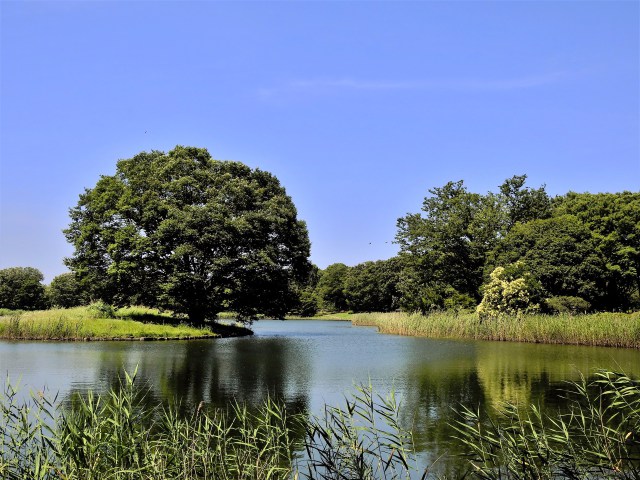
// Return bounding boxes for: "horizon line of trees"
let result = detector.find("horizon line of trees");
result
[295,176,640,317]
[1,175,639,318]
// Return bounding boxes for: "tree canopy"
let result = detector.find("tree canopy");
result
[65,146,311,323]
[47,272,88,308]
[315,263,350,312]
[393,176,639,314]
[0,267,47,310]
[394,176,548,312]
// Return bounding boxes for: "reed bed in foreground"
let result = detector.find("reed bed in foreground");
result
[0,371,421,480]
[0,306,252,340]
[350,311,640,348]
[454,370,640,479]
[2,370,639,479]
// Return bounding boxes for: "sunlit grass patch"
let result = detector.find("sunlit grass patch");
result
[0,306,226,340]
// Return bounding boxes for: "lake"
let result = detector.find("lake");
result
[1,319,638,475]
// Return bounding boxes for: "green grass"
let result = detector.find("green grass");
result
[0,306,252,341]
[349,311,640,348]
[308,312,353,321]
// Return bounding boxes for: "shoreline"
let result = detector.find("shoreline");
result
[347,311,640,349]
[1,331,253,342]
[0,306,253,341]
[281,312,640,349]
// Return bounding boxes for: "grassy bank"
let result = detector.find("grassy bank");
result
[349,311,640,348]
[2,369,639,479]
[0,306,252,341]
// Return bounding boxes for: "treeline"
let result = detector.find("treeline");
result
[0,268,87,311]
[2,175,639,318]
[295,176,640,316]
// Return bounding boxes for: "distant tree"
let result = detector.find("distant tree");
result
[0,267,47,310]
[65,146,311,324]
[315,263,350,312]
[544,296,591,314]
[396,180,502,310]
[47,272,88,308]
[396,176,556,313]
[289,264,320,317]
[498,175,552,231]
[489,215,607,308]
[344,258,401,312]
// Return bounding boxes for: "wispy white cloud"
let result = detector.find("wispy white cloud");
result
[260,72,568,98]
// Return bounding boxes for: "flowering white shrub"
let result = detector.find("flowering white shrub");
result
[477,263,540,320]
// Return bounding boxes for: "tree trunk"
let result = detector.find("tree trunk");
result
[187,306,206,326]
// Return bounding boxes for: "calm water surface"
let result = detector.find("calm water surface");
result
[1,320,639,474]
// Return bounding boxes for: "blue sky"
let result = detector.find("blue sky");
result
[1,1,638,282]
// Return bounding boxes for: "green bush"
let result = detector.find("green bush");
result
[47,273,88,308]
[545,295,591,314]
[443,287,477,312]
[87,301,117,319]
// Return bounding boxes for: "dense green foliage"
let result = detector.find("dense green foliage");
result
[395,176,639,315]
[47,272,88,308]
[4,172,637,322]
[0,267,47,311]
[312,258,401,314]
[555,191,640,310]
[288,264,320,317]
[299,176,638,317]
[64,146,311,324]
[489,215,608,309]
[395,176,552,313]
[343,258,401,312]
[315,263,350,312]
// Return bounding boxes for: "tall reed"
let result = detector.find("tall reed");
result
[0,371,423,479]
[350,311,640,348]
[3,369,638,478]
[453,370,640,478]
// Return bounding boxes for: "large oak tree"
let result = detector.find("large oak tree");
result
[65,146,311,323]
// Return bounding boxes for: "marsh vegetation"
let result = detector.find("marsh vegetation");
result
[349,311,640,348]
[2,369,638,479]
[0,305,250,341]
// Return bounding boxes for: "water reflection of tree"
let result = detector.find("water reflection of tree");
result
[395,341,483,477]
[63,337,312,418]
[474,341,640,410]
[396,338,640,477]
[60,337,313,454]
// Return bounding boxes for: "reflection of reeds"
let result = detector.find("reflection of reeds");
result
[453,370,640,479]
[0,306,253,340]
[350,311,640,348]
